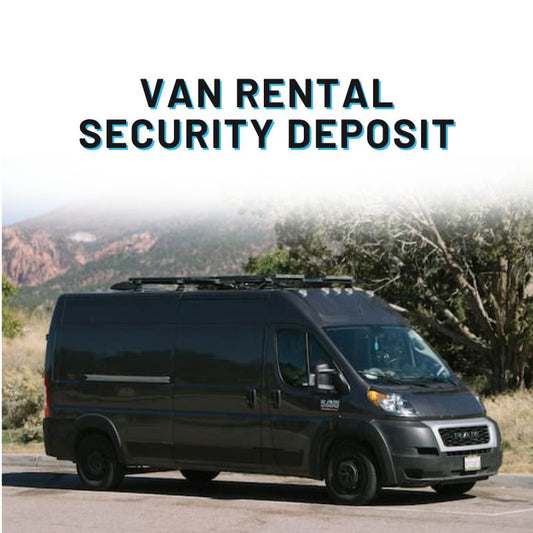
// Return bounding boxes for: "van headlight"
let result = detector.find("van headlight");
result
[367,389,418,417]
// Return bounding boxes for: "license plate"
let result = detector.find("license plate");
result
[464,455,481,471]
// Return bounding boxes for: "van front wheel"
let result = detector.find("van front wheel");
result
[76,434,124,490]
[325,445,379,505]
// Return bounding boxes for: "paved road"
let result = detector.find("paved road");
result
[3,462,533,533]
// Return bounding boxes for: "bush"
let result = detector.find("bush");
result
[2,309,23,338]
[2,274,23,338]
[2,367,44,442]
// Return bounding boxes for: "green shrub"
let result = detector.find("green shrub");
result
[2,274,23,338]
[2,309,23,338]
[2,367,44,442]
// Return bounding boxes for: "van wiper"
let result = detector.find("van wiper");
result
[394,377,431,388]
[403,375,457,387]
[359,371,404,385]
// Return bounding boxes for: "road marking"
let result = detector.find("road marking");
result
[378,506,533,517]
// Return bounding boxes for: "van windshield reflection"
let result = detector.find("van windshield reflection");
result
[325,326,456,385]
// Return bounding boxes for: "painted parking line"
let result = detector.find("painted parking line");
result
[376,505,533,517]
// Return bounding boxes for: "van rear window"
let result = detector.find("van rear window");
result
[55,326,173,380]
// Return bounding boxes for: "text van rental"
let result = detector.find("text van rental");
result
[43,275,502,505]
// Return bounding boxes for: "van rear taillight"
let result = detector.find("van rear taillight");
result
[44,375,50,418]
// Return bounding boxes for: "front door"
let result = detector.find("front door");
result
[265,326,341,476]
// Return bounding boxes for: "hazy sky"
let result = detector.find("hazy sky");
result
[2,1,532,225]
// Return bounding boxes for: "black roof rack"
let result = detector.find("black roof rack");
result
[110,275,354,292]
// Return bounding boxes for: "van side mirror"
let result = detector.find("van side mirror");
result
[312,364,350,395]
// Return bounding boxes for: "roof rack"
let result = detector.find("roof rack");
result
[110,275,354,292]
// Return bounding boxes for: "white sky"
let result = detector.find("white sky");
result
[1,0,532,224]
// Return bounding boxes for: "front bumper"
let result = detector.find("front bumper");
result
[373,416,502,487]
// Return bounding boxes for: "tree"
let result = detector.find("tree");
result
[391,197,533,391]
[2,274,23,338]
[243,217,338,276]
[245,197,533,392]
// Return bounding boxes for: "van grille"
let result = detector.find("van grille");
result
[439,425,490,447]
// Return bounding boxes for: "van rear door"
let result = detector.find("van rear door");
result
[54,294,175,466]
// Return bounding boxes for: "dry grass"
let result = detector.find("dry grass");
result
[2,310,49,375]
[3,430,44,454]
[484,390,533,473]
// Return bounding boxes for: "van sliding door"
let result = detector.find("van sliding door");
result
[172,324,264,470]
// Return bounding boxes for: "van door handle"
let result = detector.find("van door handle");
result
[246,388,257,408]
[271,389,281,409]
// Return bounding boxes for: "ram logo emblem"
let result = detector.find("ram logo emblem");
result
[320,399,340,411]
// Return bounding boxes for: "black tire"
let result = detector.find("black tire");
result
[180,470,220,486]
[431,481,476,495]
[76,434,124,490]
[325,445,379,505]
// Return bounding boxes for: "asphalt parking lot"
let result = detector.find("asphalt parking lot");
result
[3,456,533,533]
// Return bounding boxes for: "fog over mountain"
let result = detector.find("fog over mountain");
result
[2,200,277,307]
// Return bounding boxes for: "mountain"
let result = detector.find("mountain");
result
[2,201,277,308]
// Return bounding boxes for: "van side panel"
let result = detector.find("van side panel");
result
[49,294,176,466]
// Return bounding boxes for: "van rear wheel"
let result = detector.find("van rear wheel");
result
[76,434,124,490]
[181,470,220,486]
[431,481,476,495]
[325,445,379,505]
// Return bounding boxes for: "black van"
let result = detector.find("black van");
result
[43,275,502,505]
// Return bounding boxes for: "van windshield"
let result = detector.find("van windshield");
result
[325,326,456,385]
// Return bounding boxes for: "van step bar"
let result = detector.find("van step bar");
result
[110,275,354,292]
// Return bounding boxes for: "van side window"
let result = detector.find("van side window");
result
[277,330,308,387]
[276,329,333,389]
[309,336,331,369]
[175,326,263,386]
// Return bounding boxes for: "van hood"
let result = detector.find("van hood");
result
[403,389,484,418]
